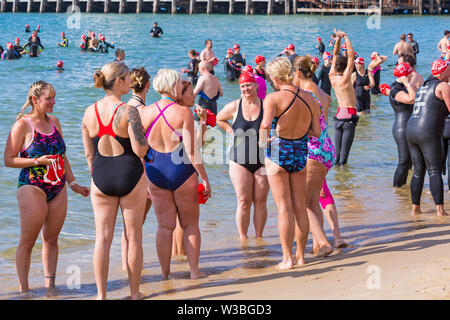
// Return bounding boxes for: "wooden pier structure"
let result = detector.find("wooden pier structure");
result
[1,0,449,14]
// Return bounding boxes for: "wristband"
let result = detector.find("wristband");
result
[68,180,78,188]
[33,158,39,165]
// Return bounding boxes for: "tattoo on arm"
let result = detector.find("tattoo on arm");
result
[113,104,124,128]
[127,106,148,147]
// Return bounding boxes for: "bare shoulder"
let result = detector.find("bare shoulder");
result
[11,117,30,134]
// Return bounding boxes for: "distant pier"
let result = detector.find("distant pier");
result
[1,0,449,14]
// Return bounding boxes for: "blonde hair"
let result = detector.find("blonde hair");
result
[292,55,317,79]
[130,67,151,92]
[152,68,180,97]
[266,57,294,84]
[93,61,129,90]
[17,81,55,120]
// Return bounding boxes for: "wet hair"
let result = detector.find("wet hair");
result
[17,81,56,119]
[292,55,317,79]
[153,68,180,97]
[188,49,196,56]
[115,48,124,58]
[266,57,294,84]
[398,53,416,68]
[94,61,130,90]
[400,33,406,40]
[130,67,151,92]
[335,55,348,73]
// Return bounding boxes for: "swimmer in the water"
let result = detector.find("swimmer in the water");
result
[200,39,217,75]
[193,61,223,116]
[437,30,449,59]
[88,33,99,51]
[224,48,239,82]
[98,35,115,54]
[115,48,125,62]
[57,32,69,47]
[2,43,20,60]
[25,24,30,33]
[277,43,297,63]
[351,57,375,115]
[406,59,450,216]
[445,44,450,61]
[232,44,246,77]
[393,33,414,58]
[316,37,325,55]
[398,53,424,89]
[181,49,200,86]
[13,38,24,57]
[24,31,44,57]
[150,22,163,38]
[317,52,332,95]
[254,55,266,80]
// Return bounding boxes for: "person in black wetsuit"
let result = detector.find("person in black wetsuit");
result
[3,43,20,60]
[311,56,320,84]
[13,38,24,57]
[442,115,450,190]
[406,59,450,216]
[352,57,374,115]
[150,22,163,38]
[24,32,44,57]
[223,48,238,81]
[316,37,325,55]
[389,63,417,188]
[182,49,199,85]
[232,44,246,77]
[80,34,88,51]
[25,24,30,33]
[254,55,266,80]
[407,33,419,61]
[317,52,332,95]
[57,32,69,47]
[98,35,114,53]
[216,72,269,240]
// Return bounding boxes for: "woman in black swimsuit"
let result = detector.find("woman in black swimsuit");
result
[81,61,149,300]
[217,72,269,240]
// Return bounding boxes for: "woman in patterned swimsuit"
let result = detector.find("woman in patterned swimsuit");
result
[292,55,345,257]
[4,81,89,293]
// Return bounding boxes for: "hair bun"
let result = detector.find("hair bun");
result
[93,70,105,88]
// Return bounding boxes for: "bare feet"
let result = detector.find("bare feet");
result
[411,205,422,216]
[277,257,294,270]
[317,246,334,258]
[131,291,144,300]
[437,210,449,216]
[293,255,306,266]
[334,239,348,248]
[190,271,207,279]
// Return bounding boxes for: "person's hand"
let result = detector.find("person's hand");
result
[37,155,54,166]
[195,105,208,122]
[243,54,246,59]
[181,68,186,73]
[319,187,325,199]
[364,85,371,91]
[71,184,90,197]
[202,180,212,199]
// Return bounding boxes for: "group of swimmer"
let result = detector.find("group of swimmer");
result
[1,28,44,60]
[4,25,450,300]
[79,30,115,54]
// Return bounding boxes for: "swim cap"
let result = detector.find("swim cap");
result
[212,57,219,66]
[233,44,240,50]
[393,63,413,77]
[371,52,378,60]
[255,55,265,64]
[447,43,450,50]
[61,32,65,37]
[25,24,30,28]
[285,43,295,51]
[379,83,391,96]
[322,52,331,60]
[81,34,86,40]
[57,60,63,68]
[242,65,254,73]
[37,25,40,28]
[431,59,449,76]
[239,72,257,84]
[15,38,20,43]
[317,37,322,42]
[227,48,233,55]
[197,184,208,204]
[206,109,216,127]
[311,56,320,66]
[100,35,105,41]
[6,42,13,50]
[355,57,365,65]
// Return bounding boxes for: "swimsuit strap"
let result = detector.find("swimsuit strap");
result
[279,88,313,118]
[146,102,182,140]
[95,102,125,139]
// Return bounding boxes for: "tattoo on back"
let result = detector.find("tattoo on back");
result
[127,106,148,147]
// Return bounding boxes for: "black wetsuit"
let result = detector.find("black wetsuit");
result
[229,99,265,174]
[150,26,163,38]
[224,58,238,81]
[442,116,450,189]
[334,114,359,166]
[186,58,199,85]
[287,54,298,64]
[255,68,266,80]
[317,42,325,55]
[406,76,449,205]
[24,38,44,57]
[13,45,24,57]
[389,81,414,187]
[312,73,319,85]
[410,40,419,59]
[198,91,220,115]
[370,67,382,95]
[98,41,114,53]
[232,53,246,77]
[317,65,332,95]
[3,48,20,60]
[354,69,371,113]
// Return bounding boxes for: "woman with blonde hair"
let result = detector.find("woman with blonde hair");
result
[140,69,211,279]
[259,57,321,269]
[4,80,89,293]
[81,61,149,300]
[292,55,341,256]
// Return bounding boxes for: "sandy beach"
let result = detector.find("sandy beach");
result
[147,216,450,300]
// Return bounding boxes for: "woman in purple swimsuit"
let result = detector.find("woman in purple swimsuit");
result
[4,80,89,293]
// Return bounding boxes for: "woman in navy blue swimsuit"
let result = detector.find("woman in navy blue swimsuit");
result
[140,68,211,280]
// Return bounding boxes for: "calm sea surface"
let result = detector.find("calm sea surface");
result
[0,13,449,299]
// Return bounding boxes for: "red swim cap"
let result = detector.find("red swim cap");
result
[6,42,13,50]
[100,35,105,41]
[447,43,450,50]
[285,43,295,51]
[206,109,216,127]
[380,83,391,96]
[342,43,347,50]
[233,44,240,50]
[197,184,208,204]
[239,72,257,84]
[393,63,413,77]
[431,59,449,76]
[322,52,331,60]
[227,48,233,55]
[57,60,63,68]
[255,55,265,64]
[25,24,30,28]
[371,52,377,60]
[242,65,254,73]
[317,37,322,42]
[311,56,320,66]
[37,25,40,28]
[15,38,20,43]
[81,34,86,40]
[61,32,65,37]
[355,57,365,64]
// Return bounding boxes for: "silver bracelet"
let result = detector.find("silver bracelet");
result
[68,180,78,188]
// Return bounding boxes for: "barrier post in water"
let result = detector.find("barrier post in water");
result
[245,0,251,14]
[171,0,177,13]
[189,0,195,14]
[40,0,47,13]
[119,0,126,13]
[153,0,160,13]
[285,0,290,14]
[293,0,297,14]
[104,0,110,13]
[229,0,234,14]
[136,0,143,13]
[27,0,33,13]
[13,0,19,12]
[207,0,213,13]
[267,0,273,15]
[86,0,93,12]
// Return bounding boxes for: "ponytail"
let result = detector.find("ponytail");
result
[17,80,55,120]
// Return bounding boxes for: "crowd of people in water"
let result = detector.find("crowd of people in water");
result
[3,22,450,299]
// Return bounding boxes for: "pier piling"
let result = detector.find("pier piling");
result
[119,0,126,13]
[39,0,46,13]
[27,0,33,13]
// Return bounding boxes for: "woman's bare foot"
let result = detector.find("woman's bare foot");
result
[131,291,144,300]
[334,239,348,248]
[317,246,334,258]
[411,205,422,216]
[293,255,306,266]
[277,257,294,270]
[190,271,207,279]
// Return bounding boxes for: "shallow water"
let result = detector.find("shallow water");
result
[0,13,449,299]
